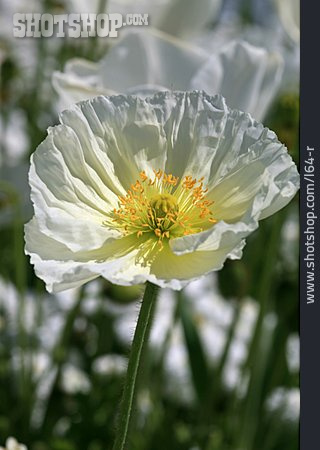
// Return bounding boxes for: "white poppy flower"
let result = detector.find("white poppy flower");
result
[52,29,283,121]
[25,91,299,293]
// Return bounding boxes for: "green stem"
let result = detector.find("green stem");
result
[113,282,159,450]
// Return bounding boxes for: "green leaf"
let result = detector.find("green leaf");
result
[178,292,209,404]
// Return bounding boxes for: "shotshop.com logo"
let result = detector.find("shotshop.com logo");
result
[13,13,149,38]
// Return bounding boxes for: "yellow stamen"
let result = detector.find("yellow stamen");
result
[103,169,217,250]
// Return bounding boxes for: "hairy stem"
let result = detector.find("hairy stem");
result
[113,282,159,450]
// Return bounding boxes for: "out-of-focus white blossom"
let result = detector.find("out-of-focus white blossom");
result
[0,0,39,85]
[53,29,283,122]
[274,0,300,43]
[223,299,259,390]
[0,278,36,334]
[60,363,91,394]
[92,354,127,376]
[67,0,222,39]
[266,387,300,422]
[11,350,51,382]
[137,389,153,424]
[194,20,299,96]
[0,437,27,450]
[281,211,299,271]
[286,333,299,373]
[0,110,29,167]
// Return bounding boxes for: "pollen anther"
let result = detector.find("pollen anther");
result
[104,169,217,247]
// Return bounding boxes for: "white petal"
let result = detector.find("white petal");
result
[52,69,114,111]
[52,29,206,111]
[30,121,121,252]
[25,217,149,292]
[147,90,229,181]
[98,29,206,92]
[149,239,246,290]
[52,56,117,111]
[274,0,300,43]
[67,0,221,39]
[146,91,299,218]
[26,214,246,291]
[53,30,283,122]
[190,40,283,121]
[170,198,260,256]
[207,132,300,221]
[29,95,170,252]
[156,0,222,38]
[72,95,168,189]
[208,160,268,221]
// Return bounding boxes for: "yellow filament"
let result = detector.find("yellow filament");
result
[103,169,217,249]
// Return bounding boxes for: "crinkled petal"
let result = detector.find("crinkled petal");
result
[30,95,170,252]
[69,95,168,189]
[146,91,299,219]
[147,91,228,181]
[30,120,121,252]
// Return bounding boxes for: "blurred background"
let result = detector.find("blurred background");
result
[0,0,299,449]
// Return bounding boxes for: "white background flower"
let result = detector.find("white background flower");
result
[0,437,27,450]
[266,387,300,423]
[194,17,299,96]
[53,28,283,121]
[60,363,91,394]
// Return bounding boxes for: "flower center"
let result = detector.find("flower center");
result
[149,193,178,217]
[104,169,217,250]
